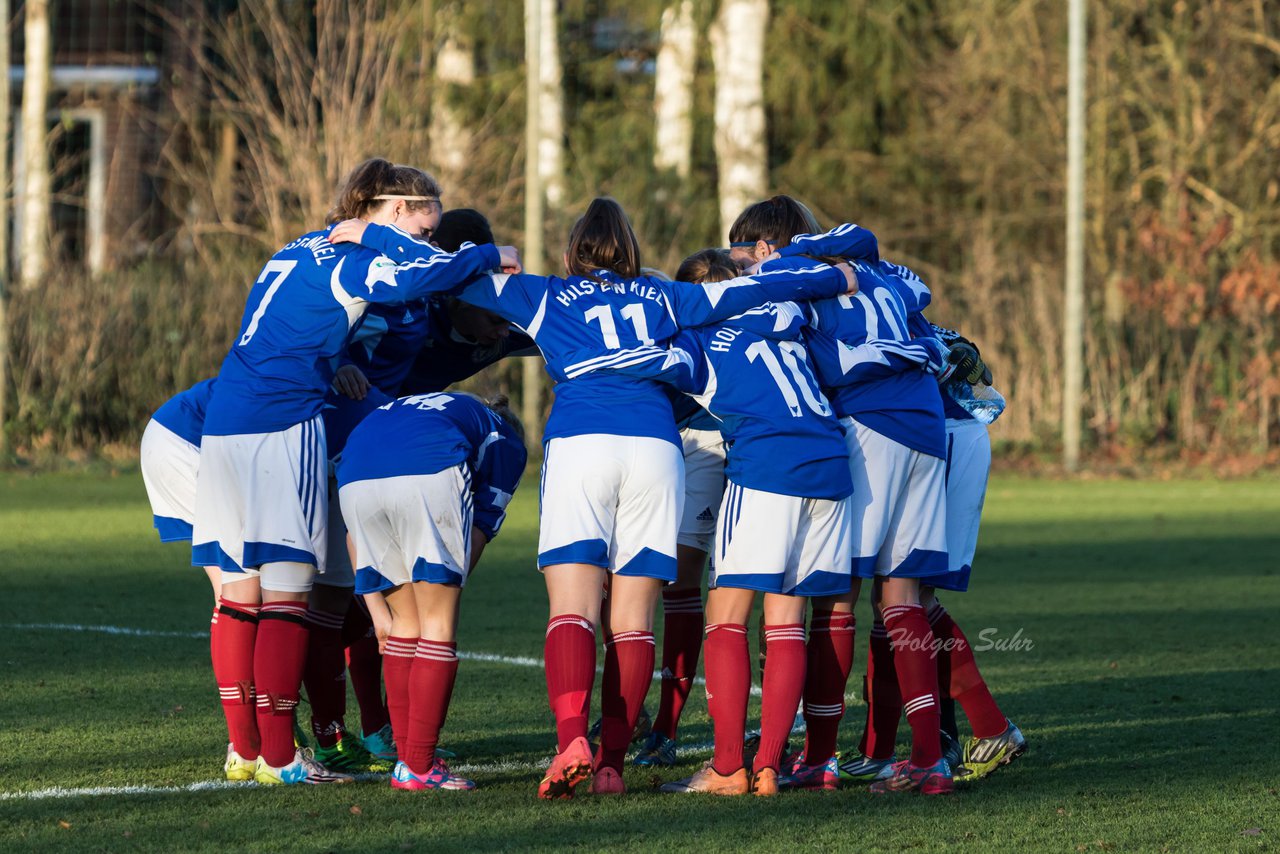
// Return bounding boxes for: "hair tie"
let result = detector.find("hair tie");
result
[372,194,440,203]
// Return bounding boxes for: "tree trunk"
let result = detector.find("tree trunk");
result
[536,0,565,210]
[430,6,475,188]
[654,0,696,178]
[711,0,769,241]
[0,0,9,452]
[18,0,51,290]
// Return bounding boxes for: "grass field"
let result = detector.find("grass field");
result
[1,471,1278,852]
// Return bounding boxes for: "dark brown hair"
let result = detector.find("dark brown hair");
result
[727,194,822,249]
[564,197,642,280]
[485,393,526,445]
[328,157,442,223]
[676,248,739,285]
[432,208,494,252]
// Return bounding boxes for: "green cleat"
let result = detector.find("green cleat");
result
[314,731,395,774]
[838,753,896,783]
[953,720,1026,782]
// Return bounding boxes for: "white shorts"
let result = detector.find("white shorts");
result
[842,416,952,582]
[711,481,853,596]
[677,428,726,552]
[191,416,327,590]
[140,419,199,543]
[340,466,474,594]
[538,434,683,581]
[314,476,355,589]
[938,418,992,591]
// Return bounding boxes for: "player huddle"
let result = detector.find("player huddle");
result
[140,157,1025,799]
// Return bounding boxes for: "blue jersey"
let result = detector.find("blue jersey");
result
[322,387,392,460]
[448,261,847,446]
[775,230,948,458]
[204,224,499,436]
[782,222,880,264]
[636,303,852,500]
[151,378,217,446]
[670,392,720,432]
[400,299,537,395]
[337,393,528,540]
[344,299,433,395]
[342,231,535,396]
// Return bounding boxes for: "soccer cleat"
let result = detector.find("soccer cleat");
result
[314,730,394,774]
[390,758,475,791]
[742,730,790,769]
[362,724,398,762]
[839,753,896,783]
[779,755,840,791]
[750,766,779,797]
[954,720,1026,782]
[587,706,654,752]
[589,766,626,795]
[632,731,678,767]
[537,736,594,800]
[869,758,954,795]
[224,744,256,782]
[253,748,354,785]
[941,730,963,771]
[659,763,749,795]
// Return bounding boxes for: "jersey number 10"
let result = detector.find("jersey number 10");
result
[745,340,831,418]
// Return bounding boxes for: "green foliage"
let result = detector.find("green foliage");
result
[1,473,1278,849]
[9,0,1276,458]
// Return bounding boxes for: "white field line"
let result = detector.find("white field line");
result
[0,621,793,802]
[0,622,763,697]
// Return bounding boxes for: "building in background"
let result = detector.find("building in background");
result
[9,0,181,274]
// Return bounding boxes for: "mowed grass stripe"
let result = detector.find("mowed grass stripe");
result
[1,472,1278,853]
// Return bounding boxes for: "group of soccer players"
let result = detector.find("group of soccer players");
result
[140,157,1025,798]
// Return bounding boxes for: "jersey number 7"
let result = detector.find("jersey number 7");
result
[238,260,299,347]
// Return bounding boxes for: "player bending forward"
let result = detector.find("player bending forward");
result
[338,392,527,791]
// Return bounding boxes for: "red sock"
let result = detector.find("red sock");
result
[802,610,855,765]
[753,624,806,773]
[212,598,260,759]
[254,602,310,767]
[401,639,459,774]
[303,608,347,748]
[858,617,902,760]
[599,630,656,771]
[927,601,1007,739]
[653,590,703,739]
[382,636,417,756]
[882,604,942,767]
[544,615,597,752]
[703,623,750,776]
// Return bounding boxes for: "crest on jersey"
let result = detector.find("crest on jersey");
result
[365,257,399,293]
